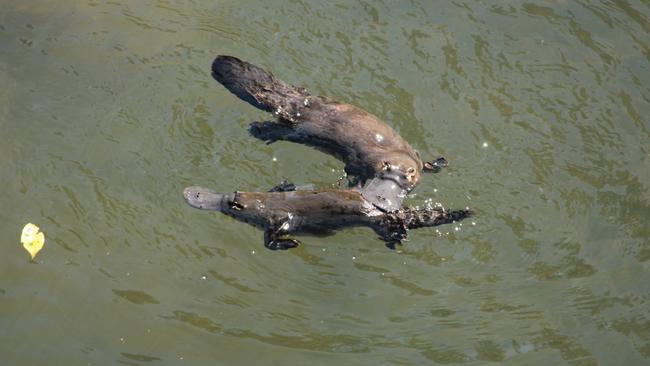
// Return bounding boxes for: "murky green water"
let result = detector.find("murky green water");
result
[1,0,649,365]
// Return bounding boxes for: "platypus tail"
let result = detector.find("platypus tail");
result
[183,186,230,212]
[403,207,472,229]
[211,55,310,121]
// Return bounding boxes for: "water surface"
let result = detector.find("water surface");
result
[1,0,649,365]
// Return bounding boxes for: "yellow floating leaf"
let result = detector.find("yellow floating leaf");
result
[21,223,39,243]
[21,223,45,259]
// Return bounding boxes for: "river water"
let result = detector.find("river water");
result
[1,1,649,365]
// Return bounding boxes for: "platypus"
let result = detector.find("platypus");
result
[183,184,470,250]
[211,56,447,211]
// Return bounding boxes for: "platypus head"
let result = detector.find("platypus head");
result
[378,158,421,192]
[362,157,422,212]
[183,186,230,211]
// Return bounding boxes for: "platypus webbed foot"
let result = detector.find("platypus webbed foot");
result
[384,241,404,250]
[264,236,301,250]
[345,175,365,189]
[268,180,297,192]
[249,121,294,145]
[264,229,301,250]
[423,157,448,173]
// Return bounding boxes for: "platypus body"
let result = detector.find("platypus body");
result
[183,184,470,250]
[211,56,446,211]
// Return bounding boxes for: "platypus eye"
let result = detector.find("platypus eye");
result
[407,167,416,175]
[382,161,391,170]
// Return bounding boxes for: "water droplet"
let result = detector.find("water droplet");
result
[272,157,277,162]
[482,142,488,147]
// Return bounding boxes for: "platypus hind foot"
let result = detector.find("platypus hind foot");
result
[249,121,294,145]
[264,230,301,250]
[265,237,301,250]
[268,180,297,192]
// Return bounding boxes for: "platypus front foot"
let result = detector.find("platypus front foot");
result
[346,176,365,189]
[423,157,448,173]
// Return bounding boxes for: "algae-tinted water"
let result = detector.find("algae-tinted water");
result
[1,1,649,365]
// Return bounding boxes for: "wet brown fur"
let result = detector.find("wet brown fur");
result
[212,55,427,190]
[184,186,470,250]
